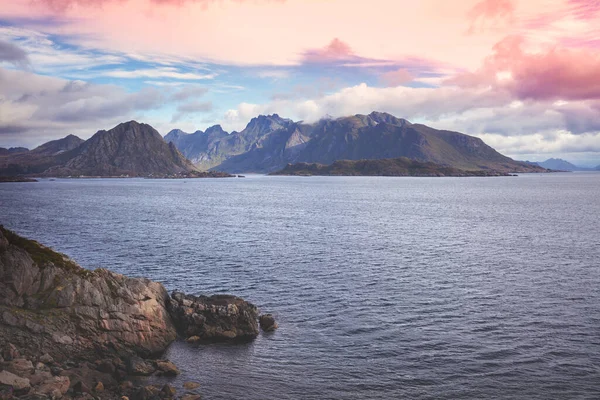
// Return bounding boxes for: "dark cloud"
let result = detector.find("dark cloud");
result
[171,86,209,102]
[0,125,29,135]
[171,100,213,123]
[0,40,29,68]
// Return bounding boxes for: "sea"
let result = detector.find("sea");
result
[1,173,600,399]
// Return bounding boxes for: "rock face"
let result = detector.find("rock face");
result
[168,292,259,341]
[0,226,177,361]
[166,112,547,174]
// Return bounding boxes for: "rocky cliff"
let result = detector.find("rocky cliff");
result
[0,226,177,361]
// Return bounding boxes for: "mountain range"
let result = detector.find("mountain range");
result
[0,121,195,177]
[165,112,545,174]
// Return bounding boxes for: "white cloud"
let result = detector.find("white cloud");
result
[0,67,164,147]
[218,82,600,162]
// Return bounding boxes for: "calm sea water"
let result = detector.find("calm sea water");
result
[2,173,600,399]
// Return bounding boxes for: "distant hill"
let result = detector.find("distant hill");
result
[271,157,515,177]
[0,147,29,156]
[0,135,84,176]
[0,122,197,177]
[533,158,589,171]
[166,112,546,174]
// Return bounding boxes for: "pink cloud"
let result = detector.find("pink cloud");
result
[379,68,413,87]
[34,0,283,11]
[467,0,515,33]
[303,38,355,63]
[567,0,600,19]
[451,35,600,101]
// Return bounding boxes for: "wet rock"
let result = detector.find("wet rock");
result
[34,376,70,398]
[182,382,200,390]
[155,360,179,377]
[0,371,30,392]
[168,292,259,341]
[125,356,155,376]
[259,314,278,332]
[160,384,176,398]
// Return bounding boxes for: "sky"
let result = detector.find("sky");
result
[1,0,600,166]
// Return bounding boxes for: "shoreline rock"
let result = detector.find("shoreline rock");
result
[168,292,259,342]
[0,226,275,399]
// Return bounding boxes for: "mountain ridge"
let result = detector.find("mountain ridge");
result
[0,122,196,177]
[166,112,546,174]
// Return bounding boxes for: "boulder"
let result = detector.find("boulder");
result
[34,376,70,398]
[168,292,259,341]
[72,381,91,394]
[160,384,176,398]
[125,357,155,376]
[4,359,33,376]
[155,360,179,377]
[38,354,53,365]
[0,371,30,392]
[183,382,200,390]
[1,344,18,362]
[94,381,104,392]
[259,314,278,332]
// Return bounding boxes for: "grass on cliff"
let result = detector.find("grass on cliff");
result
[1,225,88,275]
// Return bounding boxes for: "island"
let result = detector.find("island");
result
[270,157,516,177]
[0,177,38,183]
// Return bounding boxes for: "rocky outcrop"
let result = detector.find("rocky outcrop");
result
[0,226,177,361]
[258,314,278,332]
[168,292,259,341]
[0,227,273,399]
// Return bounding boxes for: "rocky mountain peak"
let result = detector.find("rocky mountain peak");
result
[164,129,190,144]
[204,125,228,136]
